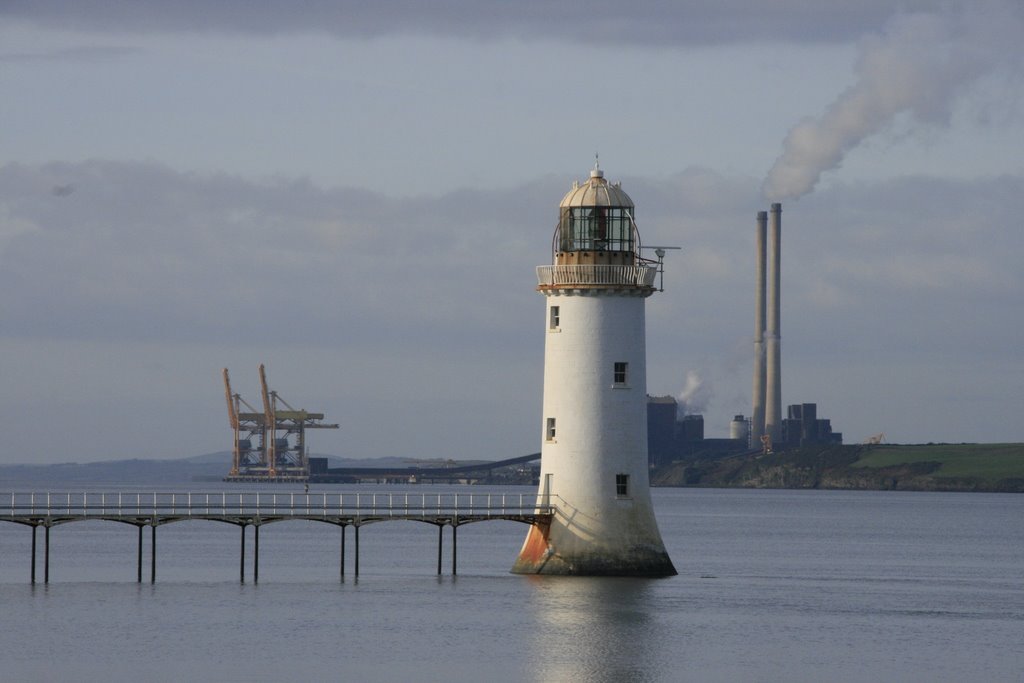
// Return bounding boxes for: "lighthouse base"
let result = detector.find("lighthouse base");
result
[510,522,677,578]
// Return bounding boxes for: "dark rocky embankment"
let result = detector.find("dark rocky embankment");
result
[651,445,1024,493]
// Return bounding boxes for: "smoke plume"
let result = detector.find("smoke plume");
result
[763,2,1022,201]
[677,370,712,417]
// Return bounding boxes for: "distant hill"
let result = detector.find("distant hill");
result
[0,458,228,487]
[652,443,1024,492]
[8,444,1020,492]
[0,452,476,487]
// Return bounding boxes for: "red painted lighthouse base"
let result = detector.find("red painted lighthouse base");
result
[510,522,677,577]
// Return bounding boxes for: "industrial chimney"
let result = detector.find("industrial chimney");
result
[764,203,783,443]
[750,211,767,445]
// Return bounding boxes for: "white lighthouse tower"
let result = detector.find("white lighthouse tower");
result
[512,162,676,577]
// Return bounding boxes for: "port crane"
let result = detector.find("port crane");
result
[223,365,338,481]
[223,368,267,477]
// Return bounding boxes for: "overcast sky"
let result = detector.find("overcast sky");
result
[1,1,1022,465]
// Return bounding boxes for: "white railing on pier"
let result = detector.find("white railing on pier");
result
[2,491,552,521]
[536,264,657,288]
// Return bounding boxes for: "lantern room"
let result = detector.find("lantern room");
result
[554,162,639,267]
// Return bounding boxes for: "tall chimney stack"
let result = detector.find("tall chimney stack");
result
[764,202,783,444]
[751,211,767,444]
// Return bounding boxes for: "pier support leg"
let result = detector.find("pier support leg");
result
[137,525,143,583]
[437,525,443,575]
[340,525,345,579]
[150,524,156,584]
[31,525,37,584]
[240,524,246,584]
[354,525,360,578]
[254,525,259,584]
[452,523,457,577]
[44,525,50,584]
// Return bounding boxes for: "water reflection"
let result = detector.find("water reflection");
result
[524,576,668,683]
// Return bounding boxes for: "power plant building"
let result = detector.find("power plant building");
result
[646,398,841,464]
[647,396,678,468]
[782,403,842,447]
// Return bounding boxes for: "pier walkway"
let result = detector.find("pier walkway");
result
[1,491,553,584]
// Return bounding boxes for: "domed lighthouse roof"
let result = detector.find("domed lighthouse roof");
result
[559,162,634,210]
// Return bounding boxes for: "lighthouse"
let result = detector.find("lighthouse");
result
[511,163,676,577]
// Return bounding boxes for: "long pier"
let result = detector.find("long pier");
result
[1,491,553,584]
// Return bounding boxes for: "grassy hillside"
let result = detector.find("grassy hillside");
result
[654,443,1024,492]
[852,443,1024,482]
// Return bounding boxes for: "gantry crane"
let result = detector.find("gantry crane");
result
[223,368,268,476]
[223,365,339,481]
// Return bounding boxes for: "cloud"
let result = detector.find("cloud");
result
[0,160,550,351]
[0,45,141,63]
[2,0,962,46]
[773,175,1024,362]
[3,161,1019,359]
[1,161,1021,460]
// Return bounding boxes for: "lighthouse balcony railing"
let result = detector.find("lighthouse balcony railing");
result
[536,264,657,288]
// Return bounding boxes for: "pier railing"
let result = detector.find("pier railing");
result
[2,491,552,522]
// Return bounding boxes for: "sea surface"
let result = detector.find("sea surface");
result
[1,486,1022,682]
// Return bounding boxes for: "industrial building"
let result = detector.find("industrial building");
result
[647,396,747,466]
[646,397,842,464]
[222,364,338,482]
[782,403,842,448]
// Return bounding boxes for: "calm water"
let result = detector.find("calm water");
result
[1,486,1022,682]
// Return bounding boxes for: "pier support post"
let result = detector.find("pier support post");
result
[150,524,156,584]
[44,524,50,584]
[137,525,143,583]
[437,525,443,575]
[354,525,360,578]
[254,524,259,584]
[452,522,457,577]
[31,525,37,584]
[239,524,246,583]
[339,525,346,579]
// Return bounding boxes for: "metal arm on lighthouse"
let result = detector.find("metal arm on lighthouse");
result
[640,245,681,291]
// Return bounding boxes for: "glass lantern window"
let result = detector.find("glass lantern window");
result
[559,207,634,252]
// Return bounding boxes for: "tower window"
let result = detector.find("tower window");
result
[546,417,556,441]
[549,306,560,330]
[616,474,630,497]
[613,362,628,385]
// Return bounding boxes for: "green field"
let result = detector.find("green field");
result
[852,443,1024,482]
